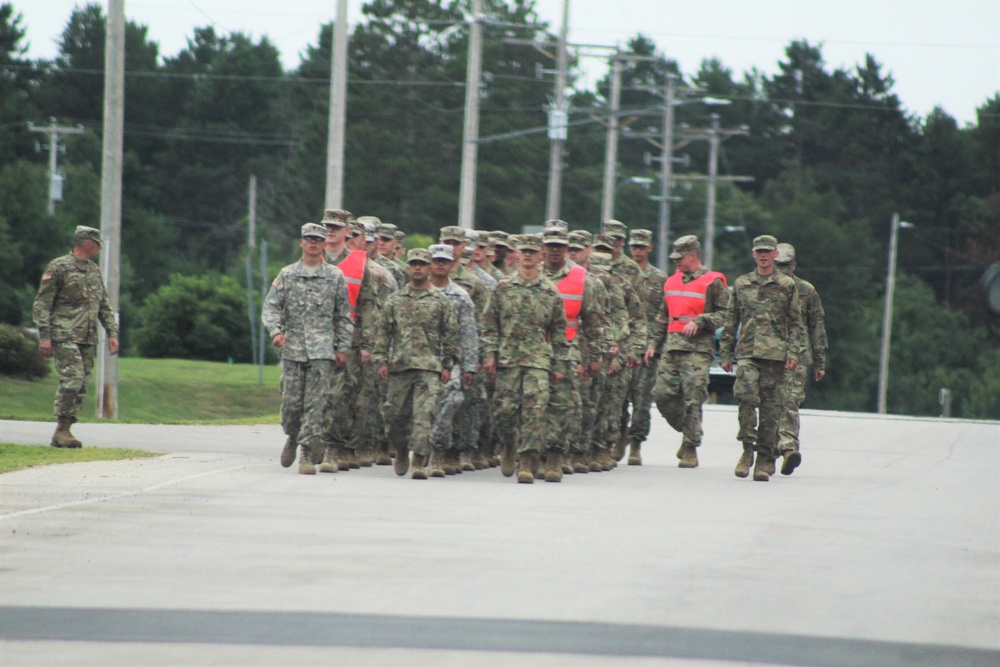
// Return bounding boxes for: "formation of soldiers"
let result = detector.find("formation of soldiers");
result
[260,210,827,484]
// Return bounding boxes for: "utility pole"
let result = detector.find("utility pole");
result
[878,213,913,414]
[28,119,84,215]
[545,0,570,221]
[245,175,259,369]
[325,0,349,209]
[600,58,622,223]
[655,74,676,272]
[96,0,125,420]
[457,0,484,230]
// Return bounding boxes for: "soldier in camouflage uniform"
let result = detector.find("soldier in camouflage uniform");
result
[374,248,460,480]
[542,227,606,479]
[262,223,353,474]
[775,243,828,464]
[482,234,570,483]
[646,235,730,469]
[480,233,508,284]
[491,231,513,276]
[394,230,407,261]
[367,218,407,287]
[33,226,120,448]
[622,229,667,465]
[720,235,805,482]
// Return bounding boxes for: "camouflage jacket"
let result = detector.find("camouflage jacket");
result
[649,268,730,356]
[780,268,828,369]
[451,263,490,321]
[471,264,498,291]
[543,263,607,363]
[720,269,805,363]
[262,260,354,362]
[375,254,406,289]
[636,263,668,325]
[33,253,118,344]
[439,280,480,374]
[608,268,647,360]
[484,262,507,284]
[373,284,459,374]
[588,266,630,352]
[482,273,570,372]
[326,247,381,351]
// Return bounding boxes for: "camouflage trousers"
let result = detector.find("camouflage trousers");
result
[778,363,808,452]
[280,359,333,456]
[623,356,660,446]
[733,358,788,456]
[351,357,381,456]
[469,374,494,454]
[598,363,632,447]
[652,351,711,448]
[452,382,477,451]
[431,365,465,450]
[492,367,550,455]
[52,341,96,418]
[321,352,357,449]
[544,364,582,453]
[581,369,605,452]
[383,370,441,456]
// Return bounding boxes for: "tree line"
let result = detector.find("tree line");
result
[1,1,997,418]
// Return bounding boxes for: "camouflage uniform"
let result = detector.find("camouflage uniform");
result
[262,254,354,463]
[373,282,459,457]
[447,253,490,460]
[32,232,118,422]
[720,240,805,473]
[431,278,479,451]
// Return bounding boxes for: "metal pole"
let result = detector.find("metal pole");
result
[325,0,349,209]
[96,0,125,420]
[457,0,483,230]
[246,175,258,365]
[877,212,901,414]
[258,239,268,386]
[545,0,570,221]
[656,74,675,272]
[600,58,622,222]
[46,128,58,215]
[704,114,720,269]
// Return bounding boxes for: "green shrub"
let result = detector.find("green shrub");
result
[0,324,50,379]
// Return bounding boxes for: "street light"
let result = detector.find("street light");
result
[877,213,914,414]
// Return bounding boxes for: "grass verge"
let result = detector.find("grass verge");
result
[0,443,159,474]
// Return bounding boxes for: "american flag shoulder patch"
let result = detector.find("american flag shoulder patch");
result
[42,273,53,281]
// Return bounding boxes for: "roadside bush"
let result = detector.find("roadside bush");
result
[0,324,50,379]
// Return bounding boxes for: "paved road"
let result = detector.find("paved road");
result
[1,408,998,666]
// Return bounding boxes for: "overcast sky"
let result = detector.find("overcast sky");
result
[18,0,1000,126]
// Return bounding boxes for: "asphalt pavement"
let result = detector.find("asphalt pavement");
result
[1,407,997,666]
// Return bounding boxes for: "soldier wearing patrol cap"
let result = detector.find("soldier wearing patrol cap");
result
[490,231,514,275]
[365,219,406,287]
[263,223,353,474]
[33,226,120,449]
[464,230,498,291]
[646,234,730,470]
[720,235,806,481]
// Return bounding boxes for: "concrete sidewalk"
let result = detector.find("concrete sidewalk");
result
[1,408,997,666]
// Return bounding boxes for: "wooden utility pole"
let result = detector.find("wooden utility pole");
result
[457,0,484,230]
[325,0,349,209]
[545,0,570,221]
[600,58,622,223]
[28,119,84,215]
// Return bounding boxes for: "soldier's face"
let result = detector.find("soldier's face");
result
[568,246,589,264]
[82,239,101,259]
[300,237,325,258]
[325,226,348,246]
[472,245,488,263]
[519,248,542,270]
[407,261,431,284]
[377,237,395,256]
[753,248,776,270]
[629,244,650,264]
[544,243,567,268]
[674,251,699,273]
[430,258,451,278]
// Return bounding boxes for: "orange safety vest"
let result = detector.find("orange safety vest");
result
[557,266,587,341]
[664,270,727,333]
[337,250,368,321]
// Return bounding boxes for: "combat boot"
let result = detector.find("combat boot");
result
[459,451,475,472]
[597,449,614,471]
[334,448,351,471]
[500,442,516,477]
[588,449,603,472]
[472,449,488,470]
[298,449,316,475]
[442,449,459,475]
[356,448,375,467]
[753,454,771,482]
[609,437,627,463]
[318,446,338,473]
[628,441,642,466]
[279,436,297,468]
[51,417,82,448]
[572,451,590,474]
[345,448,360,469]
[374,441,392,466]
[516,454,535,484]
[780,450,801,476]
[411,453,428,480]
[734,443,754,478]
[428,450,446,478]
[677,445,699,469]
[533,453,545,480]
[763,457,776,476]
[544,451,563,483]
[561,456,573,475]
[393,443,410,476]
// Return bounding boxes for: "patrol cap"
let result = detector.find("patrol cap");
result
[439,226,467,243]
[515,234,543,252]
[300,222,327,240]
[394,230,406,242]
[776,242,796,264]
[568,230,592,249]
[752,234,778,251]
[670,235,701,259]
[348,220,364,237]
[74,225,101,246]
[322,208,352,227]
[593,232,616,251]
[428,243,454,261]
[473,230,491,247]
[491,231,511,249]
[465,229,481,246]
[603,219,628,239]
[543,219,569,231]
[589,251,612,269]
[629,229,654,246]
[542,227,570,245]
[361,220,378,242]
[406,248,432,264]
[377,222,398,240]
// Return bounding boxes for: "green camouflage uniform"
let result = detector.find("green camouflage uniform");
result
[32,253,118,419]
[624,262,668,447]
[482,273,570,455]
[601,254,647,448]
[373,284,459,456]
[649,268,730,448]
[431,279,480,451]
[262,260,354,459]
[450,263,490,455]
[720,269,805,459]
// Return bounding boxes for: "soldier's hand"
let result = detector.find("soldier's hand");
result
[721,360,733,373]
[271,333,285,348]
[378,365,388,380]
[785,359,798,371]
[360,349,371,365]
[814,368,825,382]
[108,337,120,356]
[576,363,585,380]
[609,344,620,357]
[39,339,52,358]
[608,363,620,376]
[551,371,565,385]
[483,360,496,378]
[626,356,637,368]
[463,371,476,387]
[588,359,602,377]
[334,351,347,368]
[440,369,451,384]
[681,321,700,337]
[644,348,655,365]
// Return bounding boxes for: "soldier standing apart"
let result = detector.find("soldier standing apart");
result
[720,235,805,482]
[33,226,119,448]
[482,235,570,484]
[646,235,729,469]
[374,248,459,479]
[775,243,827,465]
[623,229,667,465]
[262,224,353,474]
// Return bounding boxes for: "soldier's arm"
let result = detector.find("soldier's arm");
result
[332,273,355,353]
[458,297,479,374]
[261,272,286,340]
[440,297,461,371]
[696,277,730,333]
[480,289,499,366]
[719,284,739,361]
[548,293,571,374]
[356,273,379,351]
[625,287,647,359]
[96,281,119,338]
[579,279,605,362]
[371,297,393,369]
[785,283,805,364]
[648,298,668,354]
[809,290,828,371]
[32,261,63,341]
